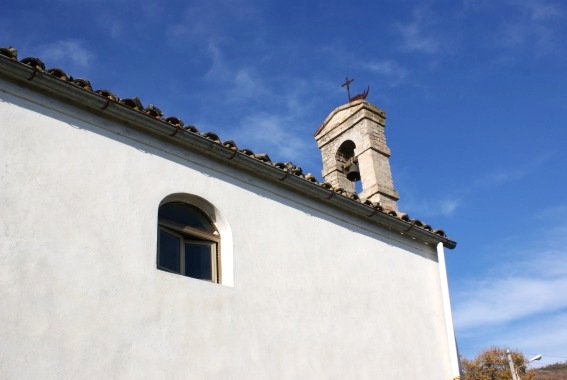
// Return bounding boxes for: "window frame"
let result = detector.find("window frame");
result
[157,204,221,283]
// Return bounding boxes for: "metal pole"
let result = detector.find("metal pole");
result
[506,349,519,380]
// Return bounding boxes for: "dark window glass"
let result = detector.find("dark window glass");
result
[158,203,215,233]
[185,242,213,280]
[158,229,180,273]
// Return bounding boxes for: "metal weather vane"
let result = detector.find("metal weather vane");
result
[341,76,370,103]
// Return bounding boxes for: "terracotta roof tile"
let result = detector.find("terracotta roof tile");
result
[253,153,272,163]
[0,47,17,59]
[201,132,221,144]
[47,68,71,81]
[95,89,119,101]
[348,193,360,201]
[183,125,199,133]
[120,97,144,111]
[222,140,238,150]
[279,162,303,176]
[164,116,183,127]
[72,78,93,91]
[143,104,163,118]
[304,173,318,183]
[20,57,45,70]
[239,148,255,156]
[410,219,424,228]
[433,229,447,238]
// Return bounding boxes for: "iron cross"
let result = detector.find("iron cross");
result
[341,76,354,102]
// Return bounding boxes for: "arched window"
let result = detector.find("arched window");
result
[157,202,220,283]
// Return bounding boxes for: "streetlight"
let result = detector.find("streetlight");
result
[507,350,542,380]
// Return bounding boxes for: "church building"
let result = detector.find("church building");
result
[0,47,460,379]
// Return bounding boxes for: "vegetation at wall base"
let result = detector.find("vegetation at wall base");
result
[533,361,567,380]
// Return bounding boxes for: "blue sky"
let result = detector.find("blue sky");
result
[2,0,567,367]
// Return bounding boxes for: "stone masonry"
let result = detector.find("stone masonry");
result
[314,99,399,210]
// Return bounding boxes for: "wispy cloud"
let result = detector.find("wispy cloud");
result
[454,270,567,329]
[394,7,444,54]
[192,40,322,169]
[472,155,549,189]
[35,39,94,69]
[453,220,567,333]
[461,0,493,12]
[204,41,273,104]
[453,235,567,366]
[440,198,461,216]
[536,204,567,220]
[497,21,560,57]
[471,0,566,56]
[362,60,408,87]
[523,0,564,21]
[400,195,461,218]
[205,41,229,79]
[167,0,260,42]
[463,0,564,21]
[472,167,527,188]
[233,113,313,161]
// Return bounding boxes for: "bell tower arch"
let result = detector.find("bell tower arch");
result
[314,99,399,210]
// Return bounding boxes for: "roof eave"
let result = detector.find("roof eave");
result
[0,55,457,250]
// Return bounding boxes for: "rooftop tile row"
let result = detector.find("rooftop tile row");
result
[0,46,451,241]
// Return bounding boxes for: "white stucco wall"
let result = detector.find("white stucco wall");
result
[0,80,453,379]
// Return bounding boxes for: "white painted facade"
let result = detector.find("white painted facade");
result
[0,61,459,379]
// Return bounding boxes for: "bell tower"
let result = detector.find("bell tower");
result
[314,99,399,211]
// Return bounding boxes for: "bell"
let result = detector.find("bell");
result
[345,162,361,182]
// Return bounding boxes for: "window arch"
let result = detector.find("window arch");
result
[157,201,221,283]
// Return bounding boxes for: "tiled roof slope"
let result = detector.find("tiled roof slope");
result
[0,46,456,249]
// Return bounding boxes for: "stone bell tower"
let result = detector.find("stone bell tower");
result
[314,99,399,211]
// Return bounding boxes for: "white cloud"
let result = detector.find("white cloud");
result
[362,60,408,87]
[395,8,443,54]
[461,0,493,12]
[472,167,527,187]
[234,113,313,161]
[472,155,549,188]
[453,222,567,333]
[440,198,461,216]
[399,193,461,218]
[196,41,321,169]
[167,0,260,42]
[36,39,94,69]
[454,274,567,330]
[107,20,124,39]
[536,204,567,220]
[524,0,564,21]
[203,41,276,108]
[469,0,565,56]
[205,41,231,80]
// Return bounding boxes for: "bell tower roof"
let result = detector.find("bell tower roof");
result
[314,99,386,139]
